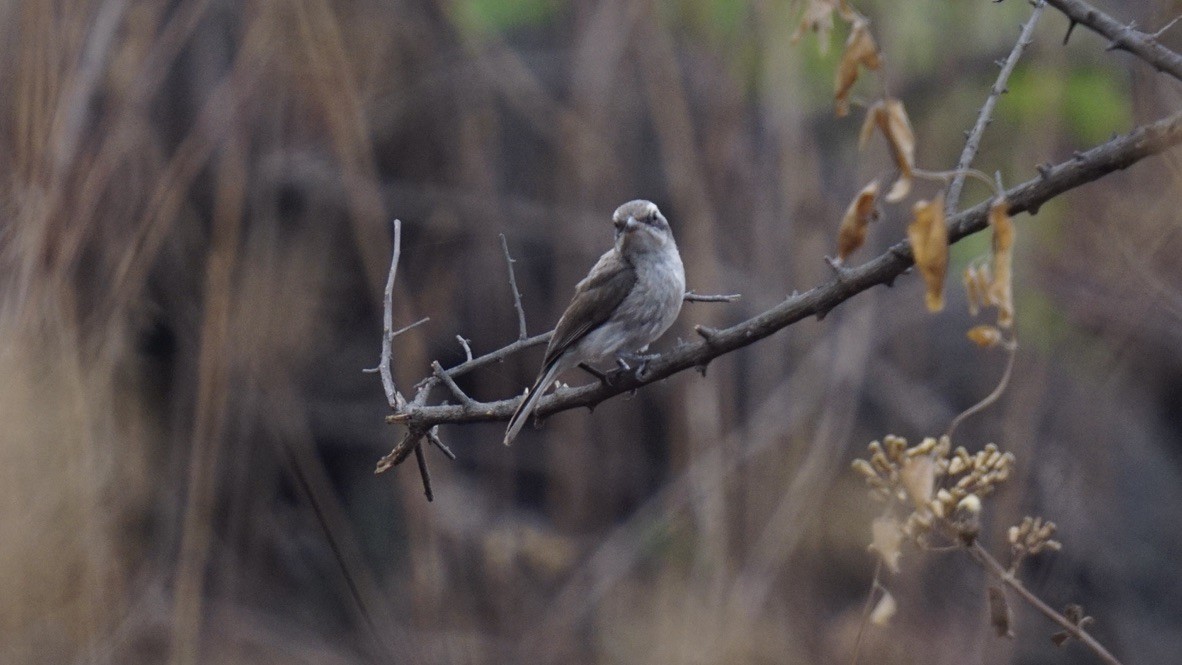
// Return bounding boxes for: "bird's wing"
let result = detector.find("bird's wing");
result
[542,250,637,367]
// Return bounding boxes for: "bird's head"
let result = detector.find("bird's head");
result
[612,199,674,254]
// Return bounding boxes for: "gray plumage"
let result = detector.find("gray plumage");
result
[504,200,685,445]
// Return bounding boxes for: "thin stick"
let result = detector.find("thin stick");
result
[377,219,404,409]
[946,340,1017,439]
[456,335,474,362]
[684,290,741,303]
[969,542,1124,665]
[362,317,429,373]
[946,1,1045,215]
[850,559,884,665]
[413,445,433,502]
[500,233,528,340]
[427,427,457,460]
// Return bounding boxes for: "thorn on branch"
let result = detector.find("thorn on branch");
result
[1036,162,1053,178]
[824,255,853,281]
[695,363,709,377]
[694,324,721,342]
[1151,15,1181,40]
[1064,19,1078,44]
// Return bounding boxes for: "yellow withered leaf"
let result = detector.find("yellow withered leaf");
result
[836,180,880,261]
[858,99,916,202]
[989,198,1015,328]
[791,0,837,54]
[908,194,948,312]
[966,325,1003,348]
[834,20,881,117]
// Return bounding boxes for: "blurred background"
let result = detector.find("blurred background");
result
[2,0,1181,663]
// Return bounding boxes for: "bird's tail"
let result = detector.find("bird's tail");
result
[504,360,562,446]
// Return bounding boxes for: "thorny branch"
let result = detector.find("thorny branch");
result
[500,233,529,340]
[1045,0,1182,81]
[947,1,1045,215]
[377,111,1182,450]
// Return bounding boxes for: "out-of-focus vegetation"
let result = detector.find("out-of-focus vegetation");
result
[1,0,1180,663]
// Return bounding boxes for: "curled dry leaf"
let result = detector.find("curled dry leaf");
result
[966,324,1003,348]
[834,19,881,117]
[989,198,1015,328]
[908,194,949,312]
[870,515,904,573]
[837,180,880,261]
[791,0,837,54]
[869,589,898,626]
[858,99,916,202]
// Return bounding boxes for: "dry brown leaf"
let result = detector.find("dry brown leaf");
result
[836,0,858,22]
[989,197,1015,328]
[882,100,915,201]
[870,515,904,573]
[834,20,881,117]
[967,325,1003,348]
[908,194,948,312]
[836,180,880,261]
[791,0,837,54]
[988,586,1014,639]
[858,99,916,201]
[870,590,898,626]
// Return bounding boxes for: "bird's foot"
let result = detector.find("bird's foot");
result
[617,352,660,380]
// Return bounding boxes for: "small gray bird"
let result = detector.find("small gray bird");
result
[503,200,685,445]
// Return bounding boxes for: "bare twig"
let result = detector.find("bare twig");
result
[413,445,433,501]
[946,339,1018,439]
[850,559,884,665]
[456,335,474,362]
[1045,0,1182,81]
[947,1,1045,215]
[376,219,405,410]
[371,219,440,499]
[500,233,529,340]
[432,360,477,408]
[377,110,1182,435]
[969,542,1124,665]
[362,317,429,373]
[426,427,457,460]
[683,290,742,302]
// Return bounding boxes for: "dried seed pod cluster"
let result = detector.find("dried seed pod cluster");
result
[1008,515,1062,570]
[853,436,1018,548]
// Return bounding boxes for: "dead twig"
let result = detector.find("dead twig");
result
[1045,0,1182,81]
[500,233,529,340]
[947,1,1045,215]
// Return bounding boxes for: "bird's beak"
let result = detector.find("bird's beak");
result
[623,216,640,232]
